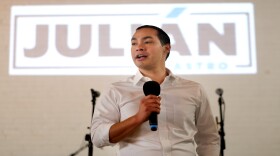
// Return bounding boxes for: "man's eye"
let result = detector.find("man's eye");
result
[144,41,152,44]
[131,42,136,46]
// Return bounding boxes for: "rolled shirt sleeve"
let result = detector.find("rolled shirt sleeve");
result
[91,87,120,147]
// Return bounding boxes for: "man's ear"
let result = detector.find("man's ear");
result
[164,44,171,60]
[164,44,171,53]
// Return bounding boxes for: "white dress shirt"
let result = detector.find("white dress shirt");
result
[91,69,220,156]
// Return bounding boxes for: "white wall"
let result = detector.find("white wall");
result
[0,0,279,156]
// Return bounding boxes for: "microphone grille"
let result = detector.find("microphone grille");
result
[216,88,223,96]
[143,81,160,96]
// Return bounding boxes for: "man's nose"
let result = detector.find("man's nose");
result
[136,43,144,51]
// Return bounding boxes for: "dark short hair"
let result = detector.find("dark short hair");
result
[136,25,170,59]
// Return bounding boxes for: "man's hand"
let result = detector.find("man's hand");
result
[135,95,161,123]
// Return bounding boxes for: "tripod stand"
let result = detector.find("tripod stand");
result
[70,89,100,156]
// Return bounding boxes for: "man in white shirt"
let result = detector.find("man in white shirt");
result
[91,25,220,156]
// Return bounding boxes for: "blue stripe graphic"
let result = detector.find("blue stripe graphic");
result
[166,7,186,18]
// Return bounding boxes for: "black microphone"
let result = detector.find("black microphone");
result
[143,81,160,131]
[216,88,223,96]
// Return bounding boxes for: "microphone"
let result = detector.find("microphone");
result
[216,88,223,96]
[143,81,160,131]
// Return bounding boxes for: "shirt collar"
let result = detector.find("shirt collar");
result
[132,68,176,86]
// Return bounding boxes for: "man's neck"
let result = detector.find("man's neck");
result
[140,68,167,84]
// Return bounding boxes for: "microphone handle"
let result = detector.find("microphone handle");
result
[149,112,158,131]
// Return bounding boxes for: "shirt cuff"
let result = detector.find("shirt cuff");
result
[92,122,115,147]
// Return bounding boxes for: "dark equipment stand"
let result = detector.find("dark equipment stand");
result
[70,89,100,156]
[216,90,226,156]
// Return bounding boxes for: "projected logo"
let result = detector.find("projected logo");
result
[10,3,256,75]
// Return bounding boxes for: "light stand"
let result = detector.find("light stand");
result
[70,89,100,156]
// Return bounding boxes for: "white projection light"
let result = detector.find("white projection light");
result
[9,3,256,75]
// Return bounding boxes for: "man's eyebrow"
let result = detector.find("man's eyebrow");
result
[143,36,153,40]
[131,36,153,41]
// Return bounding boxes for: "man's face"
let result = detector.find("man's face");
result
[131,28,169,71]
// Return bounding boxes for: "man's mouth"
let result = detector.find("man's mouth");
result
[136,54,147,59]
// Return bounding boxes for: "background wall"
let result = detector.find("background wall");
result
[0,0,279,156]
